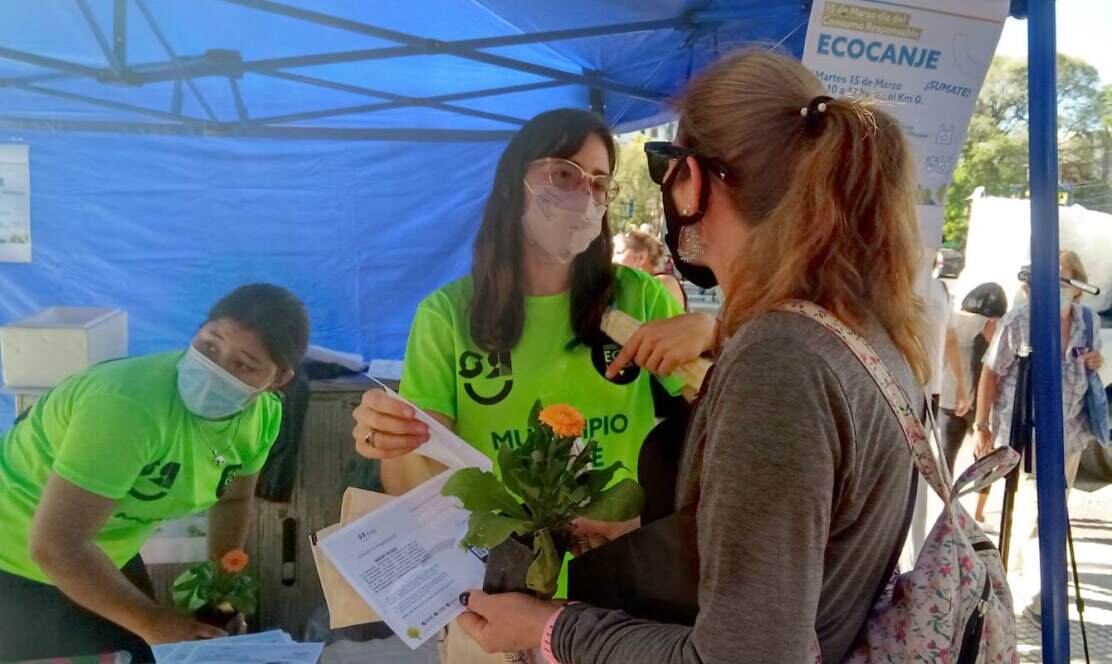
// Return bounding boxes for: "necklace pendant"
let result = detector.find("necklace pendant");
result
[213,452,226,466]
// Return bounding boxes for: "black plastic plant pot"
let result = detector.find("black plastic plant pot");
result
[483,536,537,596]
[194,604,241,632]
[482,531,572,598]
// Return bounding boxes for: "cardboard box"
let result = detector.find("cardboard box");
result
[1,307,128,388]
[310,487,393,629]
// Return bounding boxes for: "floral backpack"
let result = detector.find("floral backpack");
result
[781,302,1020,664]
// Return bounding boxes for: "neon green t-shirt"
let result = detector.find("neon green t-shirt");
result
[400,265,684,476]
[0,351,282,583]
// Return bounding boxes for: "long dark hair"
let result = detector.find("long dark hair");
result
[470,109,617,353]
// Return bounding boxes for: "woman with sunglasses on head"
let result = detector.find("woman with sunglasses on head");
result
[351,108,716,658]
[452,51,930,664]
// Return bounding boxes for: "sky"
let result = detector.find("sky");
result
[995,0,1112,84]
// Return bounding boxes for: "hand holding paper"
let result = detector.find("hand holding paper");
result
[353,376,492,471]
[317,384,493,646]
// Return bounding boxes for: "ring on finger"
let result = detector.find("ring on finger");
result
[364,428,378,449]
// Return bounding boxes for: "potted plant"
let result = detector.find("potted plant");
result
[443,401,644,599]
[172,549,257,632]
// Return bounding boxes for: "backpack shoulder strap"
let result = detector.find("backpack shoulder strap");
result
[777,301,951,502]
[1082,306,1094,348]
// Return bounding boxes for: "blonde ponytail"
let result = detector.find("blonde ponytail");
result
[677,50,929,384]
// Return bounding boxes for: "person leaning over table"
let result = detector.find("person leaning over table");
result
[450,49,931,664]
[351,109,718,662]
[0,284,309,662]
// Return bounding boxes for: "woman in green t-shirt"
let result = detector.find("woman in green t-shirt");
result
[352,108,716,499]
[0,284,308,662]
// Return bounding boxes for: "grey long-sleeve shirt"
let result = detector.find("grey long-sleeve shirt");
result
[553,311,918,663]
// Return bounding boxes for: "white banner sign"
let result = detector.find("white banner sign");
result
[0,144,30,263]
[801,0,1010,248]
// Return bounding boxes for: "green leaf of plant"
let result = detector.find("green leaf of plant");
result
[526,528,560,599]
[573,440,598,471]
[498,446,539,505]
[442,468,528,520]
[528,400,543,430]
[568,485,589,506]
[509,469,541,501]
[173,577,199,593]
[575,478,644,522]
[585,461,625,495]
[460,512,532,549]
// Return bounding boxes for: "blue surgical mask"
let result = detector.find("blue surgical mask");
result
[177,345,261,419]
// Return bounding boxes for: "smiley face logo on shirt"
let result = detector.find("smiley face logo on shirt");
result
[129,461,181,502]
[458,351,514,406]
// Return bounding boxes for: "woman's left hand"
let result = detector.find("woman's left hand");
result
[456,591,561,654]
[606,312,716,379]
[1081,350,1103,371]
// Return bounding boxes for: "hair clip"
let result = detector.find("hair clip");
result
[800,95,833,117]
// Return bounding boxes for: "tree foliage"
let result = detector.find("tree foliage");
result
[944,54,1110,248]
[610,133,663,235]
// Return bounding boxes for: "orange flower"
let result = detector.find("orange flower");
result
[220,549,249,574]
[538,404,586,438]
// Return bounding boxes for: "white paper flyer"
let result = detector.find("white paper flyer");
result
[319,472,487,649]
[0,144,31,263]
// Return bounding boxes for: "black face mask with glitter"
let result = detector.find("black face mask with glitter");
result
[660,162,718,289]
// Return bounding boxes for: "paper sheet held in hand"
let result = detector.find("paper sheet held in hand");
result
[319,472,487,649]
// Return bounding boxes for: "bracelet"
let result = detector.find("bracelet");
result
[973,422,991,434]
[541,603,578,664]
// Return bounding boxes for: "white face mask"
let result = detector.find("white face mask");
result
[522,183,605,264]
[177,345,262,420]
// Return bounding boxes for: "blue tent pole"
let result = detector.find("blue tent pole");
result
[1027,2,1070,661]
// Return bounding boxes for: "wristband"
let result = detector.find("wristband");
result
[541,602,580,664]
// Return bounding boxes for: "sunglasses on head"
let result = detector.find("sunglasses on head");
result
[643,141,729,186]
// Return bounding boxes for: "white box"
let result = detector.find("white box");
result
[1,307,128,388]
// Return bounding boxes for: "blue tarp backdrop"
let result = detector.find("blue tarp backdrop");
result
[0,0,814,425]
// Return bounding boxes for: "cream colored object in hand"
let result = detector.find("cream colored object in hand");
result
[600,309,712,392]
[309,487,393,628]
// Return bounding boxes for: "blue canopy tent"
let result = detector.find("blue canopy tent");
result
[0,0,809,393]
[0,0,1075,659]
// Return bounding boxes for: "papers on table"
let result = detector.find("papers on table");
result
[319,472,487,649]
[152,630,323,664]
[366,376,493,472]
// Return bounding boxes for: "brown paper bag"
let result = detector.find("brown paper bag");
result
[309,487,394,629]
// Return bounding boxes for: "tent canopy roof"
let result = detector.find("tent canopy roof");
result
[0,0,823,141]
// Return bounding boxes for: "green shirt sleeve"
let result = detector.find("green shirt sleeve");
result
[240,393,283,475]
[53,394,159,500]
[642,275,687,397]
[400,296,459,421]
